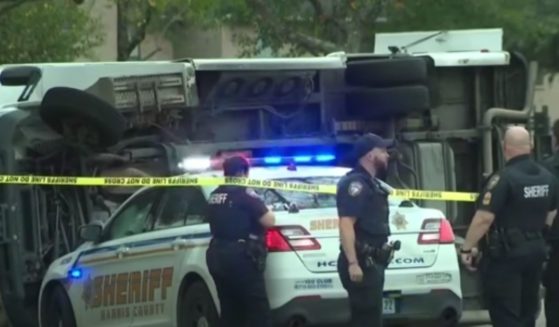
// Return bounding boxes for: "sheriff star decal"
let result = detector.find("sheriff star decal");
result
[348,181,363,197]
[392,212,408,230]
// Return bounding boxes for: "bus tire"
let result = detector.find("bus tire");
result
[39,86,126,148]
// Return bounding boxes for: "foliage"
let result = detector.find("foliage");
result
[180,0,559,69]
[381,0,559,70]
[0,0,104,64]
[114,0,207,61]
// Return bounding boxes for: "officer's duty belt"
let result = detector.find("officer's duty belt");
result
[355,240,383,257]
[211,238,247,244]
[502,229,543,242]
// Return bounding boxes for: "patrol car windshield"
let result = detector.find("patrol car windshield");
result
[252,176,403,212]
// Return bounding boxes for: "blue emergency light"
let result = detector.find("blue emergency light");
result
[68,268,83,279]
[179,152,337,171]
[261,153,336,165]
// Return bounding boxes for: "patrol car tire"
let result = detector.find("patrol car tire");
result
[345,57,429,87]
[39,86,126,148]
[43,285,77,327]
[345,85,430,118]
[178,281,218,327]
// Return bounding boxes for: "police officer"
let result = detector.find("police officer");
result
[337,133,394,327]
[539,119,559,327]
[205,156,276,327]
[460,126,558,327]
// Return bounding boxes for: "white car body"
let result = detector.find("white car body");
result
[38,165,462,327]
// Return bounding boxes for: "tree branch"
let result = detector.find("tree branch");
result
[116,1,154,61]
[141,47,162,60]
[126,4,153,58]
[307,0,347,36]
[0,0,32,17]
[363,0,389,25]
[246,0,339,54]
[116,0,128,61]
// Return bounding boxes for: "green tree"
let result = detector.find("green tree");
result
[0,0,104,64]
[187,0,559,69]
[114,0,198,61]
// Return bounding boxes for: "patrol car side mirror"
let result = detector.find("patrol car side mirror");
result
[79,223,103,242]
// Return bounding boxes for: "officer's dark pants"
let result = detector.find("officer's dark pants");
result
[338,252,385,327]
[206,240,271,327]
[543,246,559,327]
[480,244,547,327]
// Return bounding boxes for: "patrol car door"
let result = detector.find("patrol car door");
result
[72,188,162,327]
[128,185,210,327]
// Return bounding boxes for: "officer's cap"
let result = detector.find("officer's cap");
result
[222,155,250,176]
[351,133,395,161]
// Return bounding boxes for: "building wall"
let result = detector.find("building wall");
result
[81,0,253,61]
[535,73,559,125]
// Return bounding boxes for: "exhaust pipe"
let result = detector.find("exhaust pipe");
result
[438,307,459,327]
[286,315,307,327]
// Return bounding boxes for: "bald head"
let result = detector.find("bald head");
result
[503,126,531,159]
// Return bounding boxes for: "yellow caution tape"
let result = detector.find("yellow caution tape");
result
[0,175,479,202]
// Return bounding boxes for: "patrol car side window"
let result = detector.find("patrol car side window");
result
[153,186,208,231]
[104,189,161,241]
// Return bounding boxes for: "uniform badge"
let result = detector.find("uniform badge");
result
[391,212,408,230]
[348,181,363,197]
[482,192,492,205]
[486,174,500,190]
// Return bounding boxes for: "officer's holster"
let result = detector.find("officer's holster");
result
[356,240,400,268]
[245,234,268,273]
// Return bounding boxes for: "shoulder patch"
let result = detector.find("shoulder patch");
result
[348,181,363,197]
[486,174,500,190]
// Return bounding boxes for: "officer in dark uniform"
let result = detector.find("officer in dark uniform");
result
[539,118,559,327]
[205,156,276,327]
[336,133,396,327]
[460,126,558,327]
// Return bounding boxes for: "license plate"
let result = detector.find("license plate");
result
[382,297,396,314]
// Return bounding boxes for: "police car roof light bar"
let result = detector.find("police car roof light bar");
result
[178,152,337,172]
[259,153,336,166]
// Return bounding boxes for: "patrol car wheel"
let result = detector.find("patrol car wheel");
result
[178,281,218,327]
[43,286,77,327]
[39,86,126,148]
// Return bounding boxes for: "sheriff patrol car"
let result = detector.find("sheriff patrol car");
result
[38,155,462,327]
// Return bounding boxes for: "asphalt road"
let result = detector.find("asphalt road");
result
[317,302,547,326]
[457,304,546,326]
